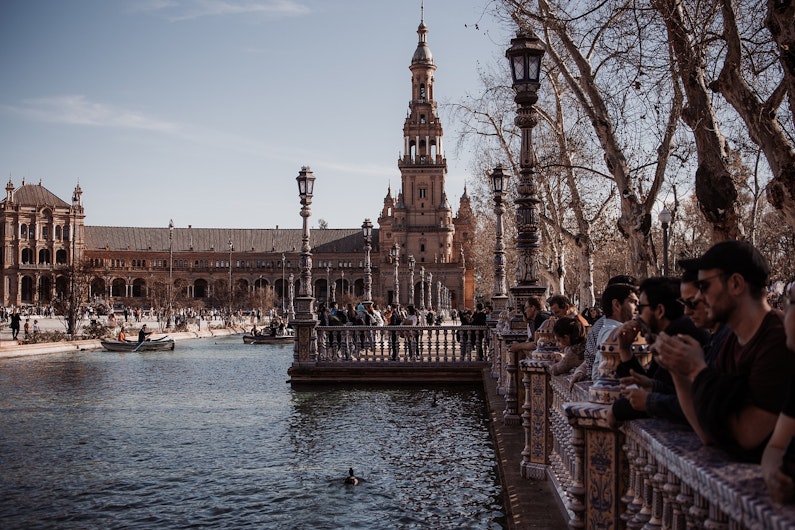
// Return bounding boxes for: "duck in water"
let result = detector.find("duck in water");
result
[344,468,358,485]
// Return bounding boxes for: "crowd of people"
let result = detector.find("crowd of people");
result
[508,240,795,504]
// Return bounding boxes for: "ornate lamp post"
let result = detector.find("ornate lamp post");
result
[419,266,426,310]
[427,272,433,310]
[168,219,174,329]
[340,270,346,299]
[408,255,416,306]
[325,265,331,303]
[288,272,295,319]
[281,253,286,316]
[391,241,400,306]
[362,219,373,304]
[491,164,510,315]
[659,207,672,276]
[506,27,547,312]
[228,238,234,323]
[292,166,317,365]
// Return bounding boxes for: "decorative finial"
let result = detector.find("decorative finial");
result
[421,0,424,24]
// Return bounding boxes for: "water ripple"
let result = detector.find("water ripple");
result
[0,337,505,529]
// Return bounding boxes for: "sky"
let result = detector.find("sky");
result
[0,0,510,231]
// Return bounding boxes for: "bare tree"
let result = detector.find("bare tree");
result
[709,0,795,229]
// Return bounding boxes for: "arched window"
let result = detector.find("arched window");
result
[419,83,426,100]
[21,248,33,264]
[20,224,27,240]
[55,226,62,240]
[38,249,51,264]
[56,249,67,264]
[42,226,49,240]
[63,226,70,241]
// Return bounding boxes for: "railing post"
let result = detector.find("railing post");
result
[520,358,552,479]
[563,402,627,530]
[504,346,521,425]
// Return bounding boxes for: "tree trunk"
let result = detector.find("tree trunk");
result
[654,0,742,241]
[710,0,795,231]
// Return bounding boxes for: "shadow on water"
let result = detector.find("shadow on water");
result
[0,336,506,529]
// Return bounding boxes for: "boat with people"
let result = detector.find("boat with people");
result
[101,336,176,352]
[242,330,294,345]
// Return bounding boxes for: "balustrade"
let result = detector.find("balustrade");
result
[508,347,795,529]
[313,324,489,364]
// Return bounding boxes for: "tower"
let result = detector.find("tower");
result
[378,6,473,310]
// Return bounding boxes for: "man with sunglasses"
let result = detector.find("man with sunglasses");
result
[678,268,731,367]
[609,276,708,426]
[655,240,791,462]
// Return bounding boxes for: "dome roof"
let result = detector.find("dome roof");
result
[412,42,434,65]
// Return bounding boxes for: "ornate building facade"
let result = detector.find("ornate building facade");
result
[0,13,474,312]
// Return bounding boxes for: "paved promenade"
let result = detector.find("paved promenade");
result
[483,370,569,529]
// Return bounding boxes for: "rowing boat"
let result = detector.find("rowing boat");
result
[242,331,294,345]
[101,336,176,352]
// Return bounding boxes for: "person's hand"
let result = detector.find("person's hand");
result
[653,332,707,380]
[619,369,653,391]
[621,385,649,411]
[509,341,535,353]
[569,370,585,390]
[615,320,642,362]
[763,448,795,504]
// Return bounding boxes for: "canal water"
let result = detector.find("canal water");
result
[0,335,505,529]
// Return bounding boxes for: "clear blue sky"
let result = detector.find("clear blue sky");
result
[0,0,508,230]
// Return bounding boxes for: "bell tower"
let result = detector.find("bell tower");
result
[378,5,473,310]
[395,5,454,264]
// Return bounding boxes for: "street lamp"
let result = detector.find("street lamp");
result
[427,272,433,310]
[341,269,345,299]
[228,238,233,322]
[362,219,373,303]
[408,255,416,306]
[281,253,286,316]
[293,166,317,364]
[506,27,547,312]
[420,266,426,310]
[391,241,400,306]
[659,206,672,276]
[288,272,295,319]
[168,219,174,329]
[326,265,332,303]
[491,164,510,315]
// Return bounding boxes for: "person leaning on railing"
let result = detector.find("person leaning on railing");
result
[508,296,551,357]
[655,241,792,463]
[762,279,795,503]
[547,316,586,376]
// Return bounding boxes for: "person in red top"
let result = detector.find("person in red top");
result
[655,240,791,462]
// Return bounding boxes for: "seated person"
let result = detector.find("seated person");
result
[118,327,126,341]
[138,324,152,343]
[548,316,586,375]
